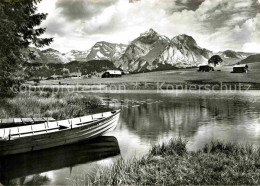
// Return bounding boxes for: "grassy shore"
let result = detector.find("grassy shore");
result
[90,139,260,185]
[0,92,102,120]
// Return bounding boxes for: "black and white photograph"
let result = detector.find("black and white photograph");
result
[1,0,260,185]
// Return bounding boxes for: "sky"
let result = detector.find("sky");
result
[37,0,260,53]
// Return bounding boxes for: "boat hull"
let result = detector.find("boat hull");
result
[0,110,120,156]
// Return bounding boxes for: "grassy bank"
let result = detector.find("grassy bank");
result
[0,92,102,120]
[90,139,260,185]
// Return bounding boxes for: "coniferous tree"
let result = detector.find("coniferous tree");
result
[0,0,53,95]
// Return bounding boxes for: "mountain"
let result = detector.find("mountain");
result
[40,48,72,64]
[26,47,48,63]
[27,29,258,73]
[158,34,212,68]
[216,50,254,65]
[115,29,171,71]
[65,50,90,62]
[86,41,127,62]
[115,29,212,72]
[29,48,89,64]
[28,41,126,64]
[238,54,260,64]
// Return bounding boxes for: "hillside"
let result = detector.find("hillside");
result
[239,54,260,64]
[216,50,254,65]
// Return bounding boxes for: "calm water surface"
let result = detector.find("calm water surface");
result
[1,90,260,185]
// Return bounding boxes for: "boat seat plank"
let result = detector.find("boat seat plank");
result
[1,118,14,124]
[32,118,46,123]
[42,117,56,122]
[81,116,92,123]
[13,118,23,124]
[21,118,34,124]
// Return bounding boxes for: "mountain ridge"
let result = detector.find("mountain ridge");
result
[27,28,259,72]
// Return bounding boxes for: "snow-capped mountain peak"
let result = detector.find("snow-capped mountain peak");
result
[140,28,158,37]
[172,34,198,48]
[86,41,127,61]
[114,31,213,71]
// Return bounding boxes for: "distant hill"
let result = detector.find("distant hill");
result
[238,54,260,64]
[25,60,117,79]
[216,50,254,66]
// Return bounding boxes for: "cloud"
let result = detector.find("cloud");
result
[37,0,260,53]
[196,0,259,32]
[237,14,260,52]
[82,0,167,36]
[242,42,260,53]
[159,0,205,13]
[56,0,118,21]
[163,0,260,52]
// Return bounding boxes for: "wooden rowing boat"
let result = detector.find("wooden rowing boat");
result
[0,110,120,156]
[0,136,120,184]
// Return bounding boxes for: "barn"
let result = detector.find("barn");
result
[69,71,82,78]
[232,64,248,73]
[198,65,214,72]
[102,70,122,78]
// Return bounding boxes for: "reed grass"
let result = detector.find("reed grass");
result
[0,92,102,120]
[90,139,260,185]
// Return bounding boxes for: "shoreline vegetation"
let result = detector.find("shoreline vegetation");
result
[89,139,260,185]
[24,81,260,92]
[0,92,103,120]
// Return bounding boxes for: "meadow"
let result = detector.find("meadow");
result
[37,62,260,87]
[90,139,260,185]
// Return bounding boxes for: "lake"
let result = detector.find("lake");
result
[1,90,260,185]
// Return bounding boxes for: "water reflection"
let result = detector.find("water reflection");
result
[0,136,120,185]
[99,91,260,153]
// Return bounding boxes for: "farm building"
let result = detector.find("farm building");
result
[50,74,63,80]
[102,70,122,78]
[69,71,82,78]
[198,65,214,72]
[232,64,248,73]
